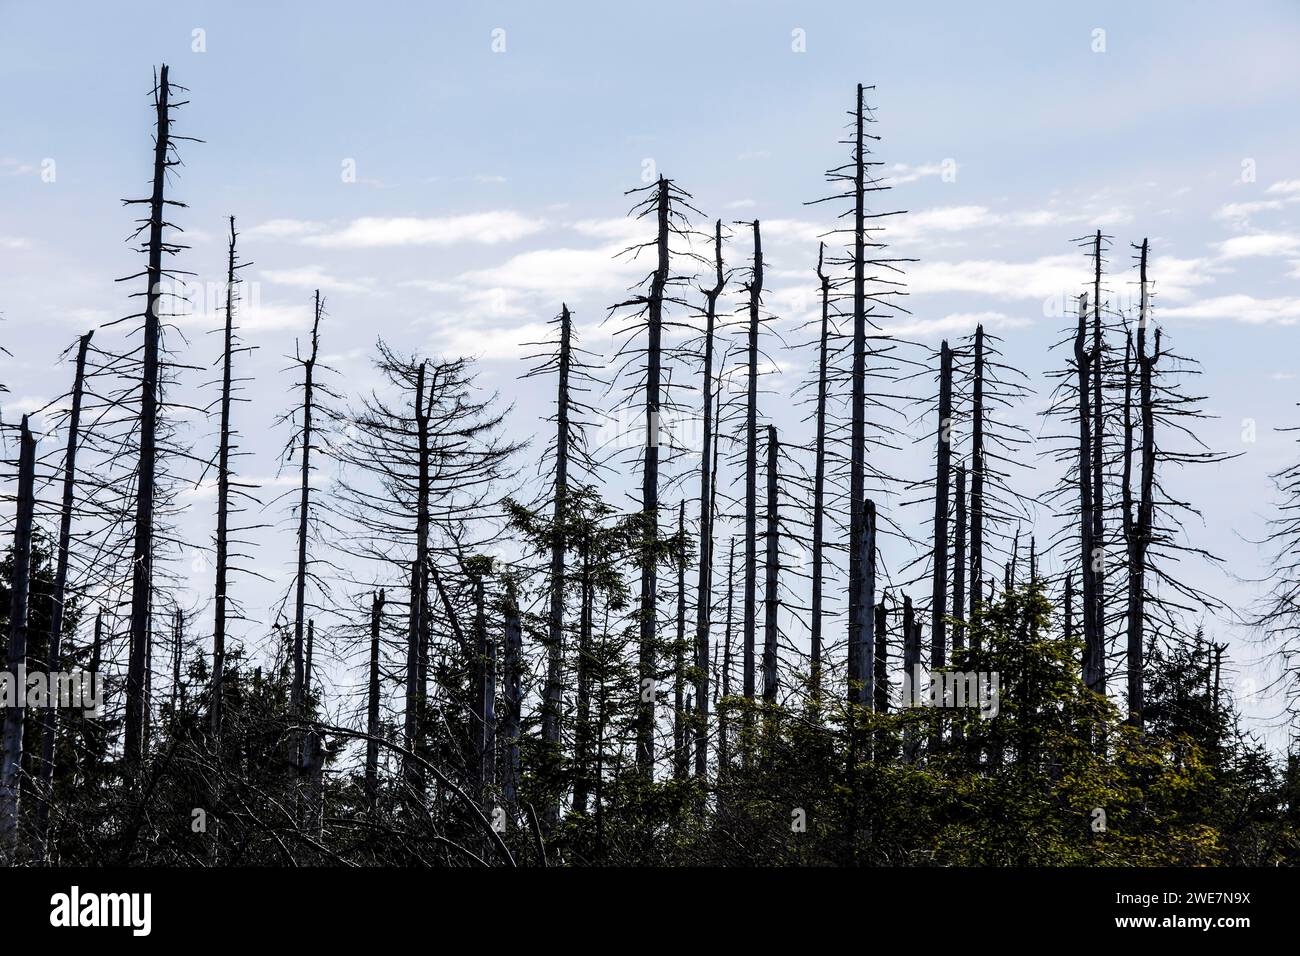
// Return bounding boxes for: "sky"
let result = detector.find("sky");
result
[2,1,1300,746]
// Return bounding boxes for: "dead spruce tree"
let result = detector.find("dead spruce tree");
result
[606,175,700,777]
[931,341,954,675]
[958,324,1033,648]
[807,84,910,709]
[336,345,519,803]
[0,418,36,863]
[692,220,727,778]
[32,332,92,862]
[1112,240,1230,726]
[763,425,780,704]
[513,303,604,822]
[290,293,322,729]
[742,220,764,718]
[208,216,257,743]
[807,244,836,702]
[121,64,195,776]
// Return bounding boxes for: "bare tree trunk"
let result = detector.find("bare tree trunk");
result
[1091,231,1107,665]
[472,570,495,805]
[931,341,953,675]
[874,599,888,713]
[718,538,735,774]
[847,84,869,716]
[212,217,238,743]
[0,419,36,863]
[125,65,174,776]
[636,178,670,778]
[874,596,889,760]
[674,501,688,780]
[740,220,764,763]
[1127,239,1159,729]
[293,293,322,723]
[298,618,321,835]
[856,499,876,708]
[902,594,920,764]
[34,332,91,862]
[763,426,780,703]
[404,362,429,791]
[953,463,967,655]
[969,324,985,642]
[573,533,594,816]
[365,590,384,807]
[544,307,571,775]
[694,223,724,780]
[811,243,830,704]
[502,583,523,811]
[1076,294,1104,693]
[742,218,764,739]
[171,608,183,721]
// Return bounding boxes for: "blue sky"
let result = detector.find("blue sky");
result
[2,1,1300,743]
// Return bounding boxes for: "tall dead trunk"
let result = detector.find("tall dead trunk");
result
[673,501,688,780]
[969,325,985,642]
[874,597,889,760]
[404,361,429,790]
[365,589,385,807]
[0,418,36,862]
[874,599,888,713]
[855,499,877,708]
[931,341,953,672]
[953,464,967,656]
[171,608,184,721]
[34,331,92,862]
[636,178,670,778]
[544,307,571,766]
[718,538,735,774]
[847,83,869,717]
[124,65,174,776]
[573,532,594,816]
[1091,232,1107,662]
[472,567,496,803]
[740,220,764,767]
[902,594,920,764]
[212,217,238,742]
[304,619,314,705]
[743,220,764,715]
[502,582,523,810]
[694,223,724,780]
[301,620,323,838]
[1127,239,1159,728]
[1076,294,1104,693]
[293,293,322,722]
[763,426,780,703]
[811,243,831,703]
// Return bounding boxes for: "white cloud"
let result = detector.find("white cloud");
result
[461,245,637,296]
[243,219,326,241]
[1161,294,1300,325]
[302,212,545,248]
[1216,233,1300,259]
[908,254,1080,300]
[882,311,1029,339]
[886,161,956,186]
[262,266,372,294]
